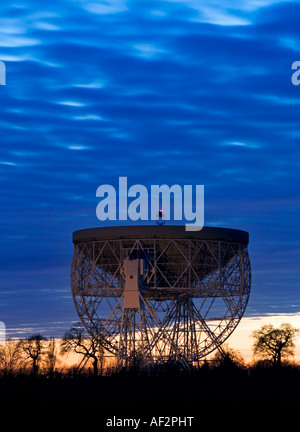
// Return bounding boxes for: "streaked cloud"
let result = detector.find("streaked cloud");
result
[0,0,299,337]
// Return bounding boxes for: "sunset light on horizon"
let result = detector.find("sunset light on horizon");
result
[0,1,300,423]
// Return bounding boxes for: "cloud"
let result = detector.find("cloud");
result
[0,0,300,336]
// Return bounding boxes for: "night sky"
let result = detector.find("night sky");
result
[0,0,299,339]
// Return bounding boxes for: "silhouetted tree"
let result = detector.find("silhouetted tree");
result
[18,334,48,376]
[252,323,299,368]
[60,323,104,375]
[212,343,246,370]
[0,338,22,375]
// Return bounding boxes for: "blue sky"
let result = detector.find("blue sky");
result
[0,0,299,338]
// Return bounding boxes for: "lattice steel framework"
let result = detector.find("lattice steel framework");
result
[71,226,251,369]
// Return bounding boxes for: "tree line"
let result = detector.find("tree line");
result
[0,322,298,377]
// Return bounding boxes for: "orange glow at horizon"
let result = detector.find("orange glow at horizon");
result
[226,312,300,363]
[55,312,300,368]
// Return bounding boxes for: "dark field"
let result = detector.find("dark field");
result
[1,367,299,428]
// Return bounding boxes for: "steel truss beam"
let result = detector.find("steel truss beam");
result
[71,234,251,370]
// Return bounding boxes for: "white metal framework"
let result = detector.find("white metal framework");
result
[71,226,251,370]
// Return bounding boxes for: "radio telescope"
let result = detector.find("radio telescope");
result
[71,225,251,370]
